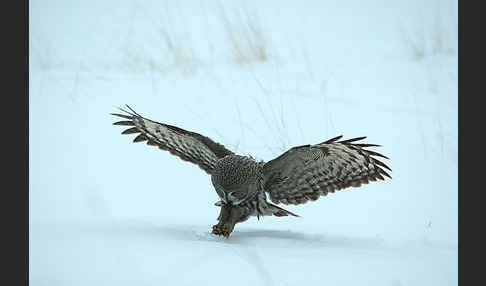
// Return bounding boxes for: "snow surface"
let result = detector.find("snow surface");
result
[30,0,457,285]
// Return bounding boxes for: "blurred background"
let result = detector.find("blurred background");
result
[30,0,457,285]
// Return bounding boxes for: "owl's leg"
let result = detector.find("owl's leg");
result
[212,204,247,238]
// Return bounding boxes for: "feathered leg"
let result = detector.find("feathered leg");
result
[212,204,248,238]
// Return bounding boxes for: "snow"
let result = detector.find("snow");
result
[29,0,457,285]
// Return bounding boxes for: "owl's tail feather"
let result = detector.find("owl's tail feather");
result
[267,203,300,217]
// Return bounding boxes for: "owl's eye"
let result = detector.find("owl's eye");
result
[229,190,247,199]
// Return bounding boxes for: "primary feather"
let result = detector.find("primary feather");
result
[263,135,391,205]
[112,105,234,174]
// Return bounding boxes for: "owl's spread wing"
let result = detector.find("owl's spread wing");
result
[262,135,391,205]
[111,105,234,174]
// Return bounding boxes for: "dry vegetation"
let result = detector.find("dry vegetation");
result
[218,4,270,65]
[32,2,272,73]
[399,5,457,61]
[118,4,203,75]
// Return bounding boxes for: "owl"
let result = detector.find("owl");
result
[112,105,391,238]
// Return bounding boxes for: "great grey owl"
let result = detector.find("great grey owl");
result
[112,105,391,238]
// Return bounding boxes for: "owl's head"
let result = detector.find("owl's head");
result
[210,155,261,205]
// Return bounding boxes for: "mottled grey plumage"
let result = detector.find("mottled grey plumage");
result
[112,105,391,238]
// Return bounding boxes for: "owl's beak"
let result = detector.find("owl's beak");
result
[214,200,225,207]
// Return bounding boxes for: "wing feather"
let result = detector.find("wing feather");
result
[263,136,391,205]
[111,105,234,174]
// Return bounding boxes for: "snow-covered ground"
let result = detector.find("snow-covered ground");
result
[29,0,457,285]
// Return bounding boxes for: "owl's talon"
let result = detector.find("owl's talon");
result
[211,225,232,238]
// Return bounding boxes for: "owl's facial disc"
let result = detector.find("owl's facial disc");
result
[221,188,247,206]
[228,190,247,205]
